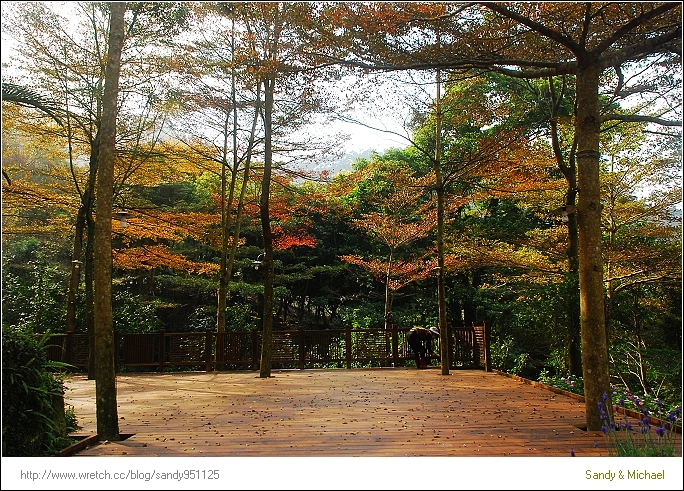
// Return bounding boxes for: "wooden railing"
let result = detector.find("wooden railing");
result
[43,323,490,373]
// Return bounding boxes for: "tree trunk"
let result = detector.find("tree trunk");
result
[564,185,582,378]
[82,135,101,379]
[575,61,611,430]
[434,69,450,375]
[548,76,582,378]
[216,106,235,334]
[259,76,276,378]
[86,214,96,379]
[66,207,85,333]
[383,251,393,331]
[92,1,125,441]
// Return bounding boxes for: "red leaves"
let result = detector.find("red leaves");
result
[272,225,317,250]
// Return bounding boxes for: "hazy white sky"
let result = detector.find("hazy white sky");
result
[334,118,410,154]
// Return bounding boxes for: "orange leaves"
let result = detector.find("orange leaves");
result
[272,223,317,250]
[115,210,219,245]
[113,245,219,275]
[2,177,79,210]
[339,254,433,292]
[347,163,437,251]
[353,210,435,252]
[445,236,562,284]
[1,171,80,240]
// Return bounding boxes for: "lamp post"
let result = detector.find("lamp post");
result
[115,209,130,228]
[253,252,265,270]
[66,259,83,334]
[551,204,576,223]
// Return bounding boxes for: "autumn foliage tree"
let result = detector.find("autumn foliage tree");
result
[339,163,436,330]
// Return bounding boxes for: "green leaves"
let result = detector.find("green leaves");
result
[2,326,72,456]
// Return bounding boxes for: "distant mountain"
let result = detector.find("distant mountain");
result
[313,148,375,175]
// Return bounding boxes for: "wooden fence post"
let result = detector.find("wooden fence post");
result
[205,329,213,372]
[447,323,453,370]
[391,324,399,367]
[483,321,491,372]
[114,331,120,373]
[345,325,352,369]
[158,330,166,373]
[298,326,305,370]
[471,323,480,369]
[251,329,259,371]
[65,331,74,366]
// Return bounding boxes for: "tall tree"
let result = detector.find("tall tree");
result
[93,0,125,441]
[230,3,343,377]
[3,2,191,376]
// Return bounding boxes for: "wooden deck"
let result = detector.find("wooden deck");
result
[63,368,622,457]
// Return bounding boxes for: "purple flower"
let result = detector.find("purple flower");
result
[656,427,665,437]
[593,441,599,448]
[570,449,575,457]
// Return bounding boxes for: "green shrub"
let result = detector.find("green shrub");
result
[2,326,74,456]
[2,259,67,332]
[340,303,384,329]
[113,292,163,333]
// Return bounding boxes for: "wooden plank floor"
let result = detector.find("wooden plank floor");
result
[64,368,628,457]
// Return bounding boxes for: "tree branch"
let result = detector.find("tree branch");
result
[600,113,682,126]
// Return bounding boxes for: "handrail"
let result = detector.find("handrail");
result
[41,324,489,373]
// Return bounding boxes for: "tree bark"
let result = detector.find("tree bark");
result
[575,61,612,430]
[259,76,276,378]
[93,1,125,441]
[434,68,450,376]
[66,207,85,333]
[217,107,235,334]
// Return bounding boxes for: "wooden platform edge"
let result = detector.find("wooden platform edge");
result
[492,370,682,433]
[56,434,99,457]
